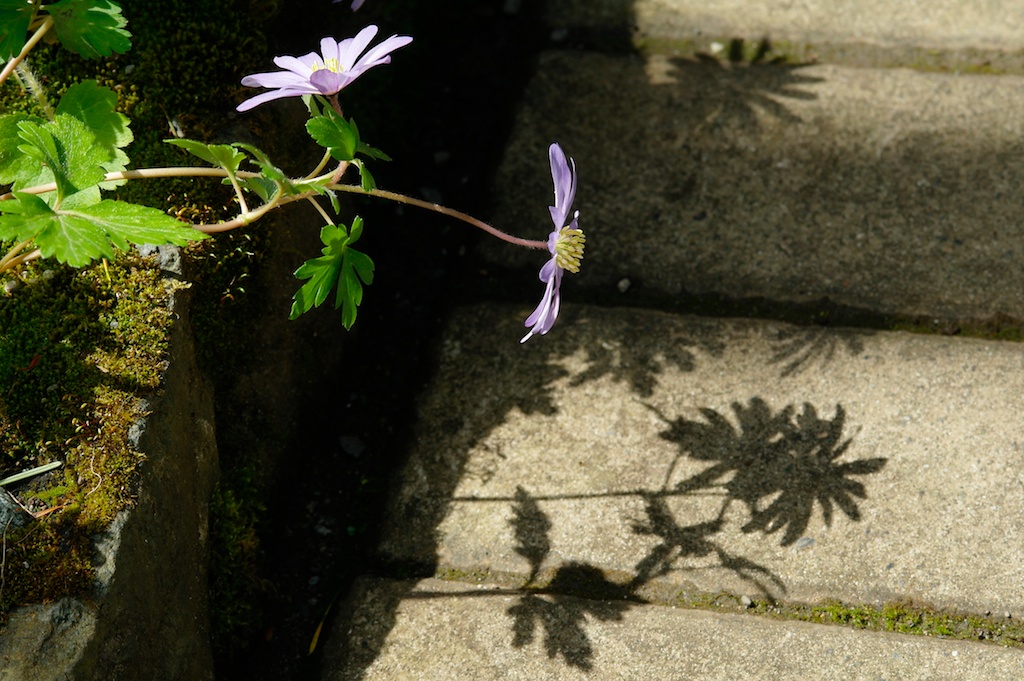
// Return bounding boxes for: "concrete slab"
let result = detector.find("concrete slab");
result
[545,0,1024,52]
[323,577,1024,680]
[482,53,1024,321]
[379,304,1024,616]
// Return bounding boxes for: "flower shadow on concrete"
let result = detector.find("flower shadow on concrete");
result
[652,397,888,548]
[768,325,876,377]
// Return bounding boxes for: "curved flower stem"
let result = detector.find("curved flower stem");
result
[330,184,549,250]
[192,188,285,233]
[226,173,249,215]
[0,15,52,87]
[305,195,335,226]
[330,160,349,186]
[0,167,262,202]
[305,149,334,180]
[4,167,548,248]
[5,248,41,271]
[0,239,33,274]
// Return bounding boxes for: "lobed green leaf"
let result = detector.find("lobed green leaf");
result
[16,114,108,206]
[166,139,246,175]
[47,0,131,59]
[306,111,358,162]
[289,216,373,328]
[0,193,206,267]
[56,80,132,151]
[0,0,35,61]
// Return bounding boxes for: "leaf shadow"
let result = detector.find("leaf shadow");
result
[628,494,786,598]
[506,486,639,671]
[654,397,887,547]
[768,325,876,377]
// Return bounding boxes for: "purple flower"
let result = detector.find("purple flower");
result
[521,143,585,343]
[236,26,411,112]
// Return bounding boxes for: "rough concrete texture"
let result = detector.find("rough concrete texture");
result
[379,304,1024,616]
[545,0,1024,52]
[482,53,1024,321]
[325,577,1024,680]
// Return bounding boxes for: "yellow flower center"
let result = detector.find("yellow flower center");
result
[311,58,342,74]
[554,226,585,273]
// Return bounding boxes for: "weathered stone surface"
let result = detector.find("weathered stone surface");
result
[483,53,1024,322]
[324,577,1024,680]
[379,304,1024,616]
[545,0,1024,52]
[0,285,218,681]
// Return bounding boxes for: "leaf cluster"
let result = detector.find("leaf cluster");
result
[165,136,379,327]
[0,0,131,62]
[304,97,389,192]
[0,80,206,266]
[289,217,374,329]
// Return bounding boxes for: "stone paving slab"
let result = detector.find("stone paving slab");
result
[324,577,1024,680]
[481,53,1024,321]
[379,304,1024,616]
[545,0,1024,52]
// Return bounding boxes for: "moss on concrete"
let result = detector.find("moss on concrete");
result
[0,255,181,612]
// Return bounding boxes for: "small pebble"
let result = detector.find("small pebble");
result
[3,280,18,294]
[740,595,753,608]
[617,278,631,293]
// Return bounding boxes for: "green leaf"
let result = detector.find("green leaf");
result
[47,0,131,59]
[57,80,132,188]
[0,0,35,61]
[234,142,286,182]
[0,191,113,265]
[0,193,206,267]
[236,176,276,202]
[356,142,391,162]
[353,160,375,192]
[289,216,374,328]
[66,199,208,251]
[166,139,245,175]
[301,94,323,118]
[16,114,108,205]
[0,112,48,189]
[306,112,358,162]
[57,80,132,151]
[336,247,373,328]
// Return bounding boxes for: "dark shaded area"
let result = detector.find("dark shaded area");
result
[205,2,549,680]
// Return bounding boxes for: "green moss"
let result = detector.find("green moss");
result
[0,254,178,612]
[0,0,269,618]
[703,593,1024,646]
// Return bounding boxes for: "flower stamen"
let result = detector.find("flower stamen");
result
[312,58,342,74]
[554,225,585,274]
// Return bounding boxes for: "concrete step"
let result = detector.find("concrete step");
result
[323,576,1024,680]
[545,0,1024,55]
[481,53,1024,323]
[377,304,1024,619]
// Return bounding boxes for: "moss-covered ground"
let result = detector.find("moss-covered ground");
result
[0,0,265,618]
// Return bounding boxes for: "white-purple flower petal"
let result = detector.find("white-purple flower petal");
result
[236,26,411,112]
[521,143,585,343]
